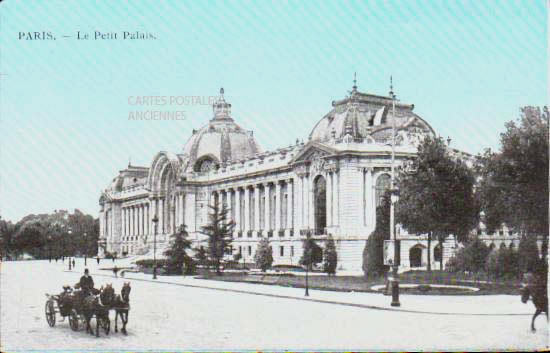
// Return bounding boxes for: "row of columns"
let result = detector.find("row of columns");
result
[122,203,150,238]
[212,179,295,233]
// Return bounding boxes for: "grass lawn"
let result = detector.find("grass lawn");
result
[196,270,522,295]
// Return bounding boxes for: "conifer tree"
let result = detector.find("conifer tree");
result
[201,199,235,274]
[323,235,338,275]
[254,238,273,272]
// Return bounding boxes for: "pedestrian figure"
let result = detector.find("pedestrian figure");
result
[113,265,119,278]
[72,258,75,268]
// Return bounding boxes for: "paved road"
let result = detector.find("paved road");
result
[1,260,547,351]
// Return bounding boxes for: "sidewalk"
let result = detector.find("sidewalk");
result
[75,258,534,317]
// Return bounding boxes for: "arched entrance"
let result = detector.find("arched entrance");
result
[409,246,423,268]
[313,175,327,234]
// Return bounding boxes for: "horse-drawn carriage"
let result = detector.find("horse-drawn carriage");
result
[45,282,131,337]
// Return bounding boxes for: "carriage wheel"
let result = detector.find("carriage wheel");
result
[69,309,79,331]
[99,316,110,335]
[45,300,56,327]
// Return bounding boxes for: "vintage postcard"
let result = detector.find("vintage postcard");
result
[1,0,548,351]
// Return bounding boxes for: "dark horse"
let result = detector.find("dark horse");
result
[114,282,131,335]
[520,272,548,332]
[82,284,115,337]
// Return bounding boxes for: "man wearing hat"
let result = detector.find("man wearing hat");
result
[79,268,95,296]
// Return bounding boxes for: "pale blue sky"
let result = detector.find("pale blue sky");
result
[1,0,547,222]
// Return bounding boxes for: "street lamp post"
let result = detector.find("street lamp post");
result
[305,236,311,297]
[389,77,401,307]
[68,229,72,271]
[152,214,159,279]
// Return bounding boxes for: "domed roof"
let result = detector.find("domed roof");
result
[182,88,262,172]
[309,82,435,144]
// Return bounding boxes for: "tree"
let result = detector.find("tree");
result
[194,246,208,268]
[164,224,193,275]
[0,217,16,259]
[254,238,273,272]
[323,235,338,275]
[462,237,490,273]
[299,234,323,270]
[396,136,479,271]
[517,236,541,274]
[201,199,235,274]
[362,195,390,279]
[478,107,549,261]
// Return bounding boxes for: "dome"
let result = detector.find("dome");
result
[182,88,262,172]
[309,83,435,144]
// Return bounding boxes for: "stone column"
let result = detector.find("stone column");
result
[136,205,140,237]
[244,187,250,232]
[235,188,241,231]
[365,167,374,228]
[128,206,132,236]
[288,179,294,230]
[275,181,281,230]
[159,199,164,234]
[326,172,333,227]
[254,185,260,231]
[264,183,271,231]
[181,193,187,225]
[186,193,196,234]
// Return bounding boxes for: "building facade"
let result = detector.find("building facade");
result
[97,84,515,272]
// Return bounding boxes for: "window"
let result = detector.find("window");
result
[291,246,294,257]
[248,246,252,256]
[499,230,504,236]
[280,246,284,257]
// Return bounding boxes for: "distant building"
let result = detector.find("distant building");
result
[97,83,536,272]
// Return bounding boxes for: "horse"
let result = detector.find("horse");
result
[82,284,115,337]
[520,272,548,332]
[114,282,131,335]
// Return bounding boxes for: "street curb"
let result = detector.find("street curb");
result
[65,270,532,317]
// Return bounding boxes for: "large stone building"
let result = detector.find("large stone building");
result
[97,83,500,271]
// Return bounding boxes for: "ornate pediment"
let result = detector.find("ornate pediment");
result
[289,141,336,165]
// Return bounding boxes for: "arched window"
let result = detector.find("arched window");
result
[375,174,391,207]
[314,175,327,234]
[194,156,218,172]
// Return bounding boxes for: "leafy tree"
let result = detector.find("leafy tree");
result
[254,238,273,272]
[478,107,549,260]
[299,234,323,270]
[201,199,235,274]
[0,217,16,259]
[462,237,490,273]
[396,136,479,271]
[163,224,193,275]
[363,195,391,279]
[498,245,519,279]
[517,235,541,274]
[323,235,338,275]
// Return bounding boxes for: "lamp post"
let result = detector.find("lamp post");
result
[389,77,401,307]
[305,236,311,297]
[152,214,159,279]
[68,229,72,271]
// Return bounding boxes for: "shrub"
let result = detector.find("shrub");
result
[323,235,338,275]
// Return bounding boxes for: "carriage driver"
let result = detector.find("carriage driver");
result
[79,268,95,296]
